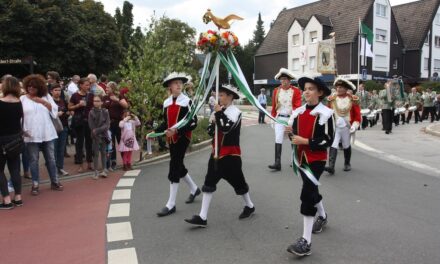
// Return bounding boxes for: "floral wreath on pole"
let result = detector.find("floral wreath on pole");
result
[197,30,240,53]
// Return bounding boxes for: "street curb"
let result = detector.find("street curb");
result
[425,124,440,137]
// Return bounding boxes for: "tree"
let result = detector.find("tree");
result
[252,13,265,49]
[0,0,123,77]
[119,16,198,161]
[115,1,134,52]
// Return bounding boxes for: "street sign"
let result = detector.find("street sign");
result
[362,69,368,81]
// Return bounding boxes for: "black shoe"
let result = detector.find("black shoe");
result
[312,215,328,233]
[12,200,23,207]
[239,206,255,219]
[0,203,14,210]
[157,206,176,217]
[185,188,201,204]
[184,215,207,227]
[343,164,351,171]
[287,237,311,257]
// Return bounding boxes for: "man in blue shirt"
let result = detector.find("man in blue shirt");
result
[257,88,267,124]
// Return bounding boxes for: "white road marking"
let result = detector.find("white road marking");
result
[112,189,131,200]
[108,203,130,218]
[108,248,138,264]
[354,140,440,178]
[124,170,141,177]
[106,222,133,242]
[116,178,136,187]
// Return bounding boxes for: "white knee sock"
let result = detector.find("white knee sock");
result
[302,216,314,244]
[241,192,254,208]
[165,183,179,209]
[183,174,198,194]
[315,201,326,218]
[199,192,213,220]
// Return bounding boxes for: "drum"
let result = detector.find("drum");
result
[361,109,371,116]
[367,113,376,120]
[394,107,406,115]
[408,106,417,112]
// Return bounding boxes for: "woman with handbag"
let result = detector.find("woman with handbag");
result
[88,95,110,179]
[0,76,24,209]
[20,74,63,196]
[68,78,94,172]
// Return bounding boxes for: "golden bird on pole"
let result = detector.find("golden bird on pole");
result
[202,9,243,30]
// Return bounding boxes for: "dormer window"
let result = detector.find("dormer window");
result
[292,34,300,46]
[376,3,387,17]
[310,31,318,43]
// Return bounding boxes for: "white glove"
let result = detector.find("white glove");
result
[350,122,359,133]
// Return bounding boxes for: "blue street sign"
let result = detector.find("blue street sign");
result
[362,69,367,81]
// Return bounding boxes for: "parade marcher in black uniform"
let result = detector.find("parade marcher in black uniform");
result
[285,76,333,257]
[184,85,255,227]
[153,72,201,217]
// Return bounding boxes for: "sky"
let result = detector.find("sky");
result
[98,0,420,44]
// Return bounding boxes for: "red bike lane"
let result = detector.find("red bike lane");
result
[0,172,123,264]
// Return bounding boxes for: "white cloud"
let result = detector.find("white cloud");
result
[98,0,421,43]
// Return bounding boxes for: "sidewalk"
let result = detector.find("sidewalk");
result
[354,120,440,172]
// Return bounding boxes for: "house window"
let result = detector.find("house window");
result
[309,56,316,70]
[376,3,387,17]
[292,34,299,46]
[310,31,318,43]
[436,14,440,25]
[393,58,398,70]
[434,59,440,71]
[425,35,430,45]
[375,55,387,69]
[435,36,440,47]
[376,29,387,42]
[424,58,429,70]
[292,58,300,71]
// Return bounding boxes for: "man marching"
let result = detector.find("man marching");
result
[325,78,361,174]
[406,87,422,124]
[154,72,201,217]
[268,68,302,171]
[184,85,255,227]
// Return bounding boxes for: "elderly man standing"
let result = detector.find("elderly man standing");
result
[257,88,267,124]
[88,73,105,96]
[67,75,80,97]
[268,68,302,171]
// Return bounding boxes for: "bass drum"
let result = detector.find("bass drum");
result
[361,109,371,116]
[408,106,417,112]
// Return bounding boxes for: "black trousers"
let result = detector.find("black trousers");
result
[258,104,266,123]
[0,134,22,196]
[382,109,393,132]
[202,155,249,195]
[110,121,121,165]
[74,122,93,164]
[361,116,369,129]
[406,110,420,123]
[299,161,326,216]
[422,107,436,122]
[168,137,190,183]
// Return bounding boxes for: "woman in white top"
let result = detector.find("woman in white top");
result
[20,75,63,196]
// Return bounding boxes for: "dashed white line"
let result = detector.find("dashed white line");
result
[107,203,130,218]
[112,189,132,200]
[123,170,141,177]
[116,178,136,187]
[108,248,138,264]
[106,222,133,242]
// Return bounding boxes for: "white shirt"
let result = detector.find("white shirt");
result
[277,88,293,115]
[67,81,78,97]
[20,95,58,143]
[209,96,216,107]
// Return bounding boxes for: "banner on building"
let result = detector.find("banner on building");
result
[300,45,307,66]
[317,38,337,74]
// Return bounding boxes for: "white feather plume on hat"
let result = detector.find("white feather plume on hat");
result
[274,68,297,80]
[333,77,357,91]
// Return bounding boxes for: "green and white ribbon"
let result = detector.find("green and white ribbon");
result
[292,146,321,186]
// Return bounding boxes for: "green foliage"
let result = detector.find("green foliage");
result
[420,81,440,93]
[252,13,266,49]
[364,80,384,92]
[119,15,198,160]
[191,118,210,144]
[115,1,134,53]
[0,0,123,77]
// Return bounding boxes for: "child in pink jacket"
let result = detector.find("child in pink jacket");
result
[119,110,140,170]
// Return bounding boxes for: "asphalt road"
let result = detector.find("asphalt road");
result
[114,124,440,264]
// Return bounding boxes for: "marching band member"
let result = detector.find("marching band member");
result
[358,82,370,130]
[268,68,302,171]
[393,87,407,126]
[324,78,361,174]
[285,76,333,257]
[406,87,421,124]
[154,72,201,217]
[421,88,437,123]
[184,85,255,227]
[379,81,395,134]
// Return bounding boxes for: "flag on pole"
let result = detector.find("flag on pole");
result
[360,22,374,58]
